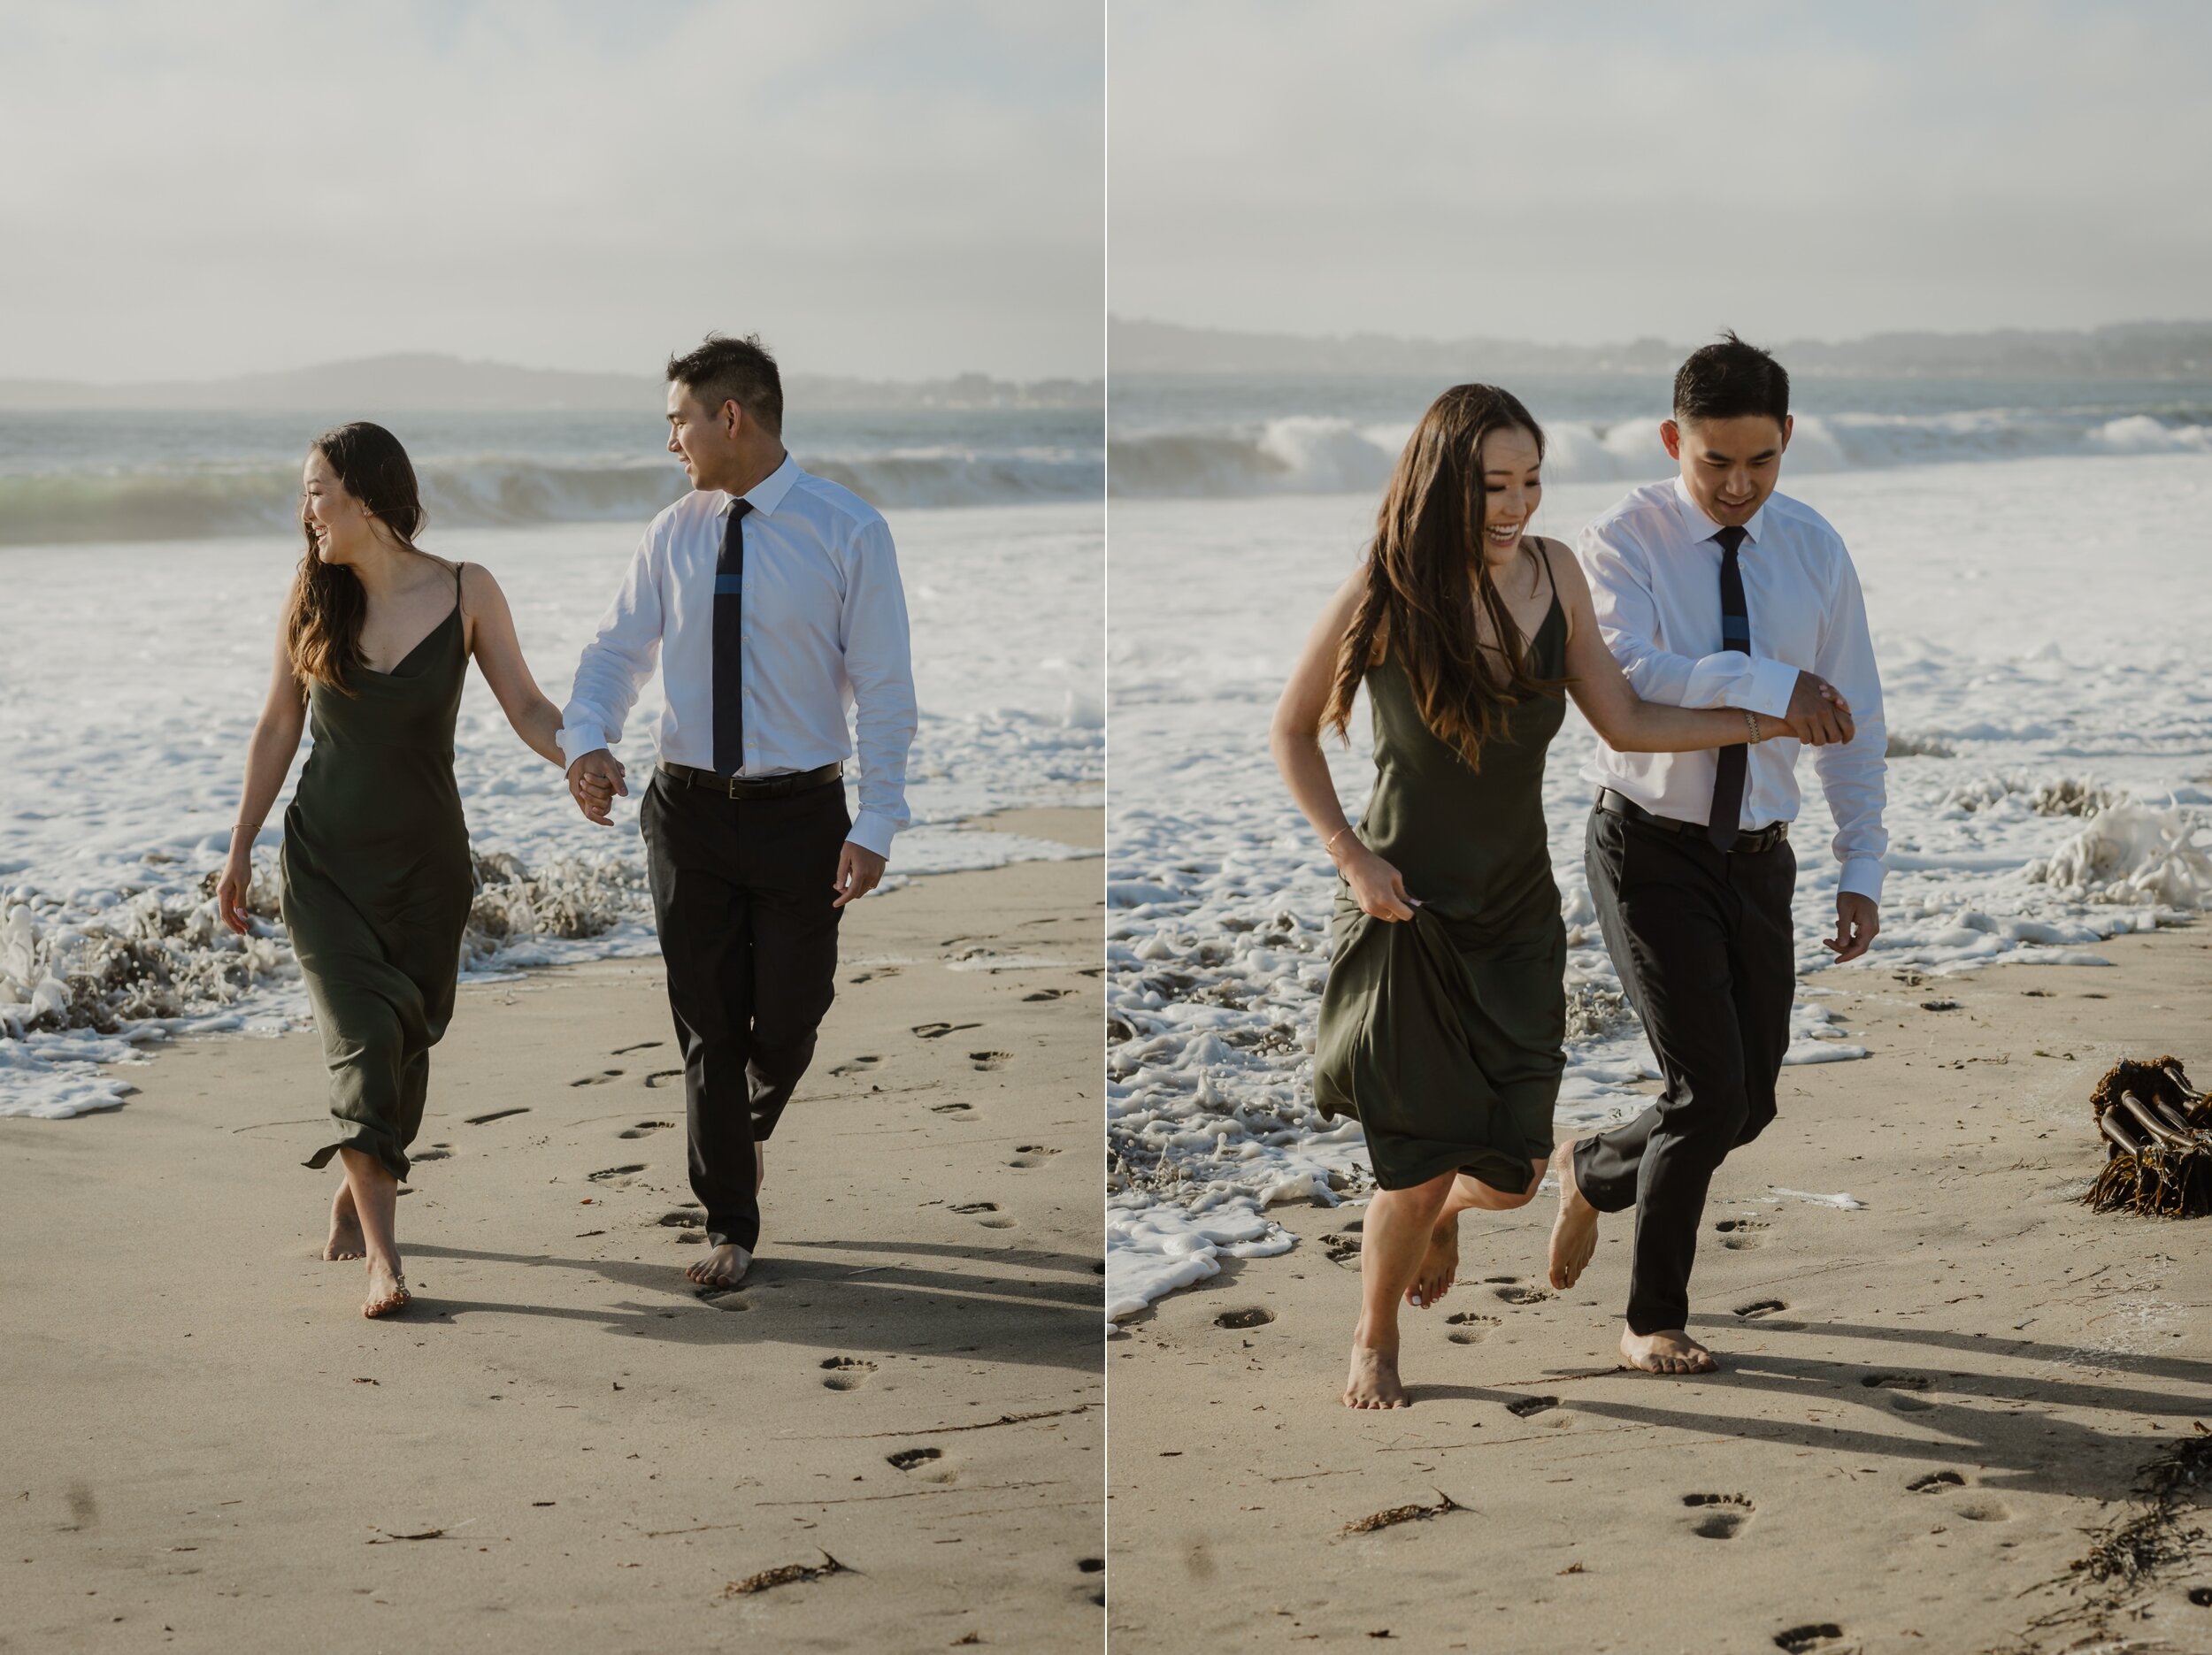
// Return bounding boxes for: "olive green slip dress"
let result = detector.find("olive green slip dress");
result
[282,562,474,1184]
[1312,562,1570,1194]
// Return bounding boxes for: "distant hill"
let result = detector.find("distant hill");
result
[0,353,1102,412]
[1110,317,2212,379]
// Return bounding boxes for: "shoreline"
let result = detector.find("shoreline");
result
[1105,919,2212,1652]
[1,812,1105,1650]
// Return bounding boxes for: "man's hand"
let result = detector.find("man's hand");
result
[1824,893,1879,963]
[1781,671,1855,747]
[567,748,627,825]
[832,841,887,908]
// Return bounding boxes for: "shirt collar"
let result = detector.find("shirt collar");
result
[718,451,800,519]
[1670,472,1767,547]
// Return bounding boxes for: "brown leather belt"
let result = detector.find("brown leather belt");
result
[1596,787,1789,854]
[658,759,842,801]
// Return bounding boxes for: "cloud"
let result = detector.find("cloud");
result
[0,0,1102,380]
[1108,0,2212,343]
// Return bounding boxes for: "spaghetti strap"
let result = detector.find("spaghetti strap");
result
[1537,540,1557,600]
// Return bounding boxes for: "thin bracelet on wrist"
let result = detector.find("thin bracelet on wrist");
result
[1323,824,1356,858]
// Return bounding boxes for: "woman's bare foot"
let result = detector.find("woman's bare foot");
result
[323,1182,365,1261]
[1406,1214,1459,1309]
[362,1253,410,1318]
[686,1242,752,1290]
[1342,1339,1409,1409]
[1546,1140,1599,1291]
[1620,1327,1716,1375]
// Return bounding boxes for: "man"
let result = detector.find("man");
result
[1547,333,1886,1375]
[561,333,918,1291]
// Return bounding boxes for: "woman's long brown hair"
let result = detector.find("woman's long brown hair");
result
[284,422,426,694]
[1321,384,1563,769]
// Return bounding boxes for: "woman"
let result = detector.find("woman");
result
[217,422,568,1318]
[1270,385,1838,1408]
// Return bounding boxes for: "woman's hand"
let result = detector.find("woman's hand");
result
[1340,844,1417,921]
[216,847,256,936]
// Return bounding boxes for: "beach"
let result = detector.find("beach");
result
[0,810,1102,1651]
[1106,925,2212,1653]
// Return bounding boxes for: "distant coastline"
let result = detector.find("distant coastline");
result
[0,353,1104,413]
[1110,316,2212,380]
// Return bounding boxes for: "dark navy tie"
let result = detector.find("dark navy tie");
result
[1707,525,1751,851]
[712,499,753,777]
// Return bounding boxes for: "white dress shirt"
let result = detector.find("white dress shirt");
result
[557,454,918,860]
[1578,476,1888,902]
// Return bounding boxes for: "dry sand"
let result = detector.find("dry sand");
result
[1,808,1103,1653]
[1106,926,2212,1654]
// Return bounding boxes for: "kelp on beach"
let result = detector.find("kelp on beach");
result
[2081,1055,2212,1218]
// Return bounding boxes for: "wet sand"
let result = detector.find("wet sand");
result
[1106,926,2212,1654]
[0,809,1104,1651]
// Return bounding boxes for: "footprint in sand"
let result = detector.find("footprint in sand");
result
[1505,1395,1561,1418]
[1773,1625,1849,1654]
[1214,1306,1273,1329]
[412,1145,454,1161]
[1907,1470,1966,1493]
[829,1055,881,1077]
[912,1021,983,1040]
[1953,1498,2010,1522]
[1735,1299,1789,1320]
[1683,1492,1755,1539]
[1714,1217,1770,1250]
[1022,988,1071,1002]
[930,1101,976,1115]
[465,1107,531,1126]
[588,1163,647,1183]
[1494,1285,1550,1306]
[611,1040,663,1055]
[1446,1313,1501,1345]
[1321,1232,1363,1267]
[642,1070,684,1089]
[657,1208,705,1229]
[977,1217,1016,1230]
[1009,1144,1060,1168]
[1863,1375,1937,1411]
[698,1290,750,1313]
[618,1121,674,1140]
[950,1201,999,1214]
[849,966,902,985]
[887,1446,956,1483]
[970,1051,1010,1072]
[571,1069,625,1087]
[821,1357,878,1391]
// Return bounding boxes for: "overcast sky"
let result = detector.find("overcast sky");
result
[0,1,1101,384]
[1110,0,2212,345]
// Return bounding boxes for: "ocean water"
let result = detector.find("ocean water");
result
[0,406,1102,545]
[0,499,1102,1117]
[1105,437,2212,1320]
[1110,372,2212,498]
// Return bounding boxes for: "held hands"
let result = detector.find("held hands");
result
[1825,893,1880,963]
[1779,672,1855,747]
[833,842,887,908]
[567,749,627,824]
[1340,842,1418,922]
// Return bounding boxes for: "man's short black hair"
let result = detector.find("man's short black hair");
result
[1673,331,1789,427]
[666,333,783,437]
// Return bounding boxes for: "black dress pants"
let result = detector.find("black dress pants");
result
[1574,804,1797,1336]
[640,770,849,1253]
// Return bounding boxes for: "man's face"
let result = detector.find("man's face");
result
[1662,413,1793,527]
[665,382,741,491]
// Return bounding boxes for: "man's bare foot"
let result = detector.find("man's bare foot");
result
[362,1253,410,1318]
[1620,1327,1717,1375]
[1342,1341,1409,1409]
[1406,1214,1458,1309]
[323,1182,365,1261]
[686,1242,752,1290]
[1546,1140,1599,1291]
